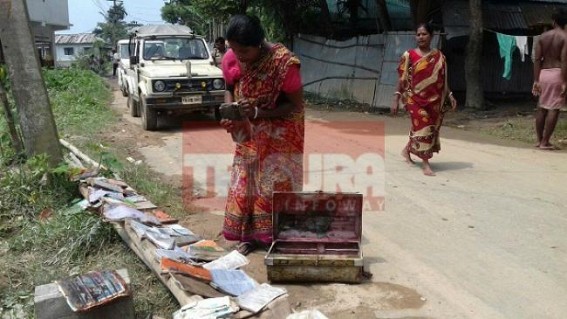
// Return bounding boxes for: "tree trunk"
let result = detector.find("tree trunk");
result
[465,0,484,109]
[347,0,360,30]
[318,0,334,37]
[375,0,391,32]
[239,0,249,13]
[410,0,429,26]
[0,0,62,166]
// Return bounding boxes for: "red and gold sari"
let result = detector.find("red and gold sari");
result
[222,44,304,245]
[398,49,450,160]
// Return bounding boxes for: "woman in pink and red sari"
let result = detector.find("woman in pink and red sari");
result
[391,23,457,176]
[220,14,304,255]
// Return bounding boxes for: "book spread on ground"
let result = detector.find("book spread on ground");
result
[203,250,249,270]
[56,270,129,312]
[173,296,238,319]
[209,269,257,296]
[184,240,226,261]
[236,283,287,314]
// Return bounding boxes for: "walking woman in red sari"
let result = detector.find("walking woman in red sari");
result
[220,15,304,255]
[391,23,457,176]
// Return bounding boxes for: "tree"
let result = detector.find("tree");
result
[162,0,241,36]
[465,0,484,109]
[0,0,62,166]
[93,2,128,48]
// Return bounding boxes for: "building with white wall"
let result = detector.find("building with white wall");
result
[26,0,70,66]
[54,34,99,67]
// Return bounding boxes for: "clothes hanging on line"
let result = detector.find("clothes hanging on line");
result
[496,33,516,80]
[515,36,528,62]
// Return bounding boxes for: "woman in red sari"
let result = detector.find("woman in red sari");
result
[220,15,304,255]
[391,23,457,176]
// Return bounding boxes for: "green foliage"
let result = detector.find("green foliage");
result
[93,3,129,47]
[43,68,114,136]
[161,0,321,42]
[9,204,118,262]
[0,154,77,220]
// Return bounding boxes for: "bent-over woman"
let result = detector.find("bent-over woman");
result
[220,14,304,255]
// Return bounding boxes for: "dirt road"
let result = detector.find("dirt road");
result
[108,85,567,319]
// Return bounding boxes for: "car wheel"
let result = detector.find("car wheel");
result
[121,84,128,97]
[127,95,140,117]
[141,98,158,131]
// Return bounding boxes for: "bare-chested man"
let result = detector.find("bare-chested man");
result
[532,9,567,150]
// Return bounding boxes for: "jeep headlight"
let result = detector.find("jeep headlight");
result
[212,79,225,90]
[153,80,166,92]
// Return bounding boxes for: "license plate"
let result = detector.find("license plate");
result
[182,95,202,104]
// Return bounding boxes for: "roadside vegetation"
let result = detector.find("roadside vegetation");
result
[0,67,181,318]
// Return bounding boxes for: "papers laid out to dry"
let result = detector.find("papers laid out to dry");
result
[103,205,161,225]
[172,296,238,319]
[170,273,225,298]
[129,220,175,249]
[56,270,129,312]
[184,240,226,261]
[160,257,212,282]
[151,209,179,224]
[209,269,257,296]
[203,250,249,271]
[155,247,198,264]
[236,283,287,314]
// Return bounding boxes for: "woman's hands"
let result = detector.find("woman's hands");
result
[238,99,258,118]
[391,94,401,115]
[448,93,457,111]
[219,119,235,132]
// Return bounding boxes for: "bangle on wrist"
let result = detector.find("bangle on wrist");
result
[253,107,259,119]
[448,91,453,97]
[394,91,402,96]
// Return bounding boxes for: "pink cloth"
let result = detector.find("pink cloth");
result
[538,68,565,110]
[222,49,240,86]
[222,48,302,93]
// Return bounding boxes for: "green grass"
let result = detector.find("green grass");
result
[0,68,183,318]
[481,113,567,145]
[44,67,115,136]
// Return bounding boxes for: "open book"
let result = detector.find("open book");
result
[56,270,129,312]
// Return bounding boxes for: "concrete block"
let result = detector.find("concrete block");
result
[34,268,134,319]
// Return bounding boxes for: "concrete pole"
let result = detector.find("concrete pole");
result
[0,0,63,166]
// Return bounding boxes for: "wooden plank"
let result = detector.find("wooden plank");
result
[113,221,295,318]
[112,222,203,306]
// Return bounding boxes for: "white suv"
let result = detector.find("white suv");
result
[116,39,133,97]
[125,25,225,130]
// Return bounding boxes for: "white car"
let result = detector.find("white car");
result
[116,39,133,97]
[125,25,225,130]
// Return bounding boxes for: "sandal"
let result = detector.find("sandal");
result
[236,241,258,256]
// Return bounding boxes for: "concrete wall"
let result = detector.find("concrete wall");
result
[294,32,440,109]
[27,0,69,30]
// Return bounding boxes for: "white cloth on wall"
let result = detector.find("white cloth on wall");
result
[515,36,528,62]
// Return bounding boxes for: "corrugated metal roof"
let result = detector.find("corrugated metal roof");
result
[483,3,528,30]
[443,0,567,37]
[521,2,567,26]
[55,33,98,44]
[131,24,193,37]
[526,0,567,3]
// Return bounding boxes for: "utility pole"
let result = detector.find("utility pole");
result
[107,0,123,49]
[0,0,63,166]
